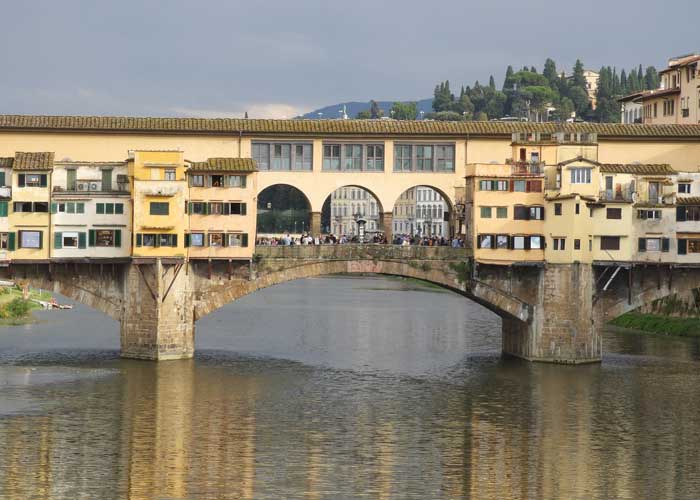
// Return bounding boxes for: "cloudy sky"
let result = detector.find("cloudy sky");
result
[1,0,698,118]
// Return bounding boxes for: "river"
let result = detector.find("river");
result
[1,275,700,499]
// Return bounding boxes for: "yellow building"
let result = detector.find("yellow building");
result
[185,158,257,260]
[8,152,53,262]
[128,150,187,259]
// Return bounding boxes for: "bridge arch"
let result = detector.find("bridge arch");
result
[321,185,384,236]
[257,184,312,235]
[392,185,455,238]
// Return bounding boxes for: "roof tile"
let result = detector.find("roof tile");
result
[13,151,54,170]
[189,157,257,172]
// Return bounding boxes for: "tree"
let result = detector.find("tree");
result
[553,97,574,121]
[391,101,418,120]
[543,58,558,86]
[432,81,454,112]
[475,111,488,121]
[369,100,383,119]
[425,111,465,121]
[488,75,496,90]
[645,66,659,90]
[485,91,507,119]
[503,66,515,91]
[356,110,371,119]
[572,59,587,88]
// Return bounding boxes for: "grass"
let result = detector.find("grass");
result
[610,312,700,338]
[0,286,54,325]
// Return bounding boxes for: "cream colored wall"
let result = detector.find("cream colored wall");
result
[599,139,700,171]
[466,138,511,164]
[10,170,51,260]
[641,96,679,125]
[558,161,601,198]
[544,198,595,264]
[186,172,257,260]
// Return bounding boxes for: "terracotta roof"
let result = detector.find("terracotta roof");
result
[677,197,700,205]
[188,157,257,172]
[0,157,13,168]
[637,88,681,100]
[0,114,700,139]
[558,156,601,167]
[13,152,54,170]
[599,163,676,175]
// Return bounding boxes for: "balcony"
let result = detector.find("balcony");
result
[0,186,11,199]
[599,185,635,203]
[53,182,129,194]
[509,161,544,177]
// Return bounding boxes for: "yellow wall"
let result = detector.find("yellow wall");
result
[10,170,51,260]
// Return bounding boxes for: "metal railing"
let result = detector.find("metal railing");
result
[509,161,544,176]
[598,186,635,203]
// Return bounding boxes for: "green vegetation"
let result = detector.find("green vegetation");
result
[0,286,52,324]
[610,312,700,338]
[428,58,659,123]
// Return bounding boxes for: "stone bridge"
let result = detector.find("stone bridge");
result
[5,248,700,364]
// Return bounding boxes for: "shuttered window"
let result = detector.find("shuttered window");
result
[150,202,169,215]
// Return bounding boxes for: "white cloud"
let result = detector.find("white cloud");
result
[170,103,308,119]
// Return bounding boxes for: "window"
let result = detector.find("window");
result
[680,239,700,254]
[496,235,509,249]
[150,202,169,215]
[156,234,175,247]
[208,202,223,215]
[227,175,247,187]
[679,183,691,194]
[514,205,543,220]
[366,145,384,171]
[553,238,566,250]
[574,239,581,250]
[62,232,79,248]
[554,203,562,216]
[478,180,508,191]
[416,146,433,171]
[575,203,580,215]
[529,206,544,220]
[514,180,526,192]
[342,144,362,171]
[228,202,246,215]
[394,145,412,172]
[102,169,113,190]
[570,168,591,184]
[480,206,492,218]
[323,144,341,171]
[0,201,7,217]
[90,229,119,247]
[530,236,542,249]
[638,209,661,220]
[66,170,77,190]
[19,230,41,249]
[436,145,455,171]
[496,180,508,191]
[252,143,270,170]
[141,234,156,247]
[0,233,8,249]
[189,202,206,215]
[478,235,493,248]
[13,202,33,212]
[512,236,526,250]
[209,233,224,247]
[189,233,205,247]
[496,207,507,218]
[677,205,700,221]
[600,236,620,251]
[606,208,622,219]
[272,144,292,170]
[22,174,46,187]
[648,182,660,202]
[645,238,660,252]
[479,180,493,191]
[207,175,222,187]
[190,175,204,187]
[104,203,115,215]
[227,233,248,247]
[294,144,313,171]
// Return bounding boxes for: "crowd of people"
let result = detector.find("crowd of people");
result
[256,233,465,247]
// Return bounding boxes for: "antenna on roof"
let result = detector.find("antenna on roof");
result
[244,111,248,119]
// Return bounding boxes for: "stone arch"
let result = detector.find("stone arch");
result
[192,258,531,324]
[320,184,385,236]
[391,184,455,238]
[257,183,313,235]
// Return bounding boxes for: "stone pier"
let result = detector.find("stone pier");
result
[120,260,194,360]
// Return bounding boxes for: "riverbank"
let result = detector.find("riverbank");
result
[610,312,700,338]
[0,287,53,325]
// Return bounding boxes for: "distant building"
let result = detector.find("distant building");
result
[392,186,448,237]
[618,53,700,124]
[566,70,600,109]
[329,187,379,236]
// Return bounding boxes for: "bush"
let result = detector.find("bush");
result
[3,298,32,319]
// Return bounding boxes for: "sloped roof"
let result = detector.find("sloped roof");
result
[188,157,257,172]
[677,197,700,205]
[599,163,676,175]
[13,152,54,170]
[0,157,13,168]
[558,156,601,167]
[0,114,699,138]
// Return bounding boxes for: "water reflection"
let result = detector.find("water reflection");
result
[1,277,700,499]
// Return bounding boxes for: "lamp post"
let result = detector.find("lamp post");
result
[353,212,367,243]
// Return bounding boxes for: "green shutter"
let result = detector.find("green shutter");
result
[678,239,687,255]
[77,203,85,214]
[242,233,248,247]
[38,231,43,249]
[188,202,193,215]
[40,175,47,187]
[54,232,62,250]
[662,238,670,252]
[18,174,25,187]
[67,202,75,214]
[7,232,15,251]
[96,203,104,214]
[241,203,247,216]
[115,203,123,215]
[0,201,7,217]
[136,233,142,247]
[184,233,190,247]
[0,172,5,186]
[203,203,209,215]
[172,234,177,247]
[241,176,247,188]
[78,232,86,249]
[638,238,646,252]
[89,230,96,247]
[51,202,57,214]
[106,203,114,214]
[114,230,121,248]
[223,203,230,215]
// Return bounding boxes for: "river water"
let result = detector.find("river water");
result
[1,275,700,500]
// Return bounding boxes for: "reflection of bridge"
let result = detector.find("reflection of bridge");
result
[7,246,700,364]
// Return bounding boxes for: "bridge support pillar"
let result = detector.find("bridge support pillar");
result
[381,212,393,241]
[311,211,322,236]
[502,263,601,364]
[120,260,194,361]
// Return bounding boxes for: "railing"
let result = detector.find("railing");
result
[254,244,469,261]
[0,186,11,199]
[598,187,635,203]
[509,161,544,176]
[53,185,129,194]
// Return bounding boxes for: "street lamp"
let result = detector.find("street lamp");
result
[353,212,367,243]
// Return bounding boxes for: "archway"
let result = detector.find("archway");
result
[320,186,383,239]
[392,186,454,239]
[257,184,311,236]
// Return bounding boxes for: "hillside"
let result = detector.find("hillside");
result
[300,99,432,119]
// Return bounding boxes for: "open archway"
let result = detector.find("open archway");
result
[257,184,311,236]
[320,185,384,239]
[392,185,454,239]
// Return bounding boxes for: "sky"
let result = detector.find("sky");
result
[1,0,698,119]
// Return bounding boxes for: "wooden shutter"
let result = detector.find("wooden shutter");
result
[638,238,646,252]
[96,203,104,214]
[114,230,121,248]
[40,175,47,187]
[0,201,7,217]
[476,235,481,249]
[8,232,15,251]
[241,203,247,216]
[241,176,247,188]
[242,233,248,247]
[115,203,124,215]
[89,230,96,247]
[184,233,190,247]
[38,231,43,249]
[172,234,177,247]
[678,239,687,255]
[18,174,25,187]
[136,234,142,247]
[54,232,62,249]
[51,203,57,214]
[77,203,85,214]
[0,172,5,186]
[677,206,687,222]
[78,232,86,249]
[661,238,670,252]
[223,203,231,215]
